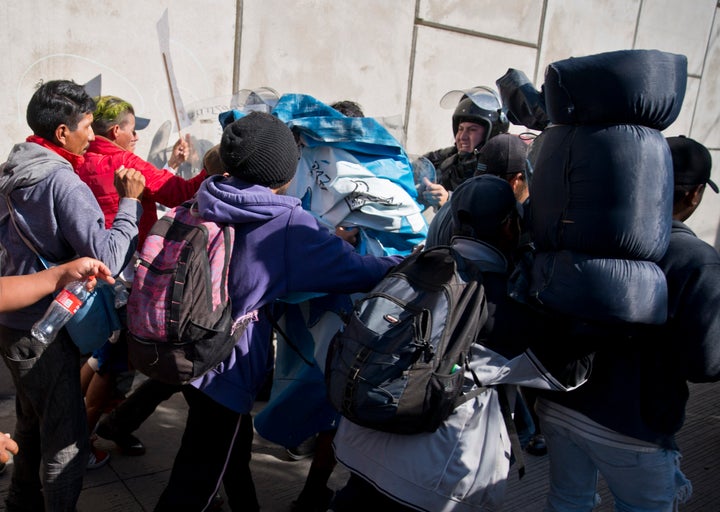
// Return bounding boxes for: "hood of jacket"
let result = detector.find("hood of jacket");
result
[0,142,67,195]
[197,175,301,225]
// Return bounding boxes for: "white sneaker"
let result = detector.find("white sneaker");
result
[87,447,110,469]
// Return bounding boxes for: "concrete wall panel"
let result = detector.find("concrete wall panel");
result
[418,0,543,45]
[634,0,716,76]
[406,26,537,156]
[0,1,236,159]
[538,0,640,82]
[693,8,720,147]
[237,0,415,122]
[664,76,700,138]
[0,1,717,244]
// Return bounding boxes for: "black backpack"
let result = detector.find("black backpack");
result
[325,244,488,434]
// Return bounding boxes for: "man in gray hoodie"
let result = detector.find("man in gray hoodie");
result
[0,79,145,512]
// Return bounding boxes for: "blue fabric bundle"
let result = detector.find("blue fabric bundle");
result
[246,94,426,447]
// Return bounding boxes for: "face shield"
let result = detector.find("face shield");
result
[231,87,281,114]
[440,85,503,112]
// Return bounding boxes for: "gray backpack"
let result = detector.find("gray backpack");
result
[325,244,488,434]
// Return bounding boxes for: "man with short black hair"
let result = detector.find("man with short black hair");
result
[0,79,144,511]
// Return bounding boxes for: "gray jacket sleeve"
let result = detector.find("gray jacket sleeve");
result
[52,173,142,275]
[27,169,142,275]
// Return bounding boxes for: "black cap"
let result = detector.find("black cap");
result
[450,174,518,241]
[475,133,528,177]
[667,136,717,193]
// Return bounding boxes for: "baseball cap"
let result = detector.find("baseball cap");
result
[134,116,150,130]
[475,133,528,177]
[450,174,518,242]
[667,136,717,193]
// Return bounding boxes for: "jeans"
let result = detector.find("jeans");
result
[0,325,89,512]
[154,386,258,512]
[540,417,692,512]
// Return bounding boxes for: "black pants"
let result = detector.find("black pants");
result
[103,377,181,435]
[154,386,258,512]
[331,473,416,511]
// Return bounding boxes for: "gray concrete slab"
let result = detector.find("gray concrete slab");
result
[0,377,716,510]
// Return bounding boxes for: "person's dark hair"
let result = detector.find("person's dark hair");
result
[331,100,365,118]
[26,80,96,141]
[672,184,698,206]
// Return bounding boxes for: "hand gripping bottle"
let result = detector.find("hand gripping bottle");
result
[31,280,90,344]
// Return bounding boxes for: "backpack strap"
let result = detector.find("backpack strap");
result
[5,195,53,269]
[452,356,487,407]
[497,384,526,479]
[265,303,315,367]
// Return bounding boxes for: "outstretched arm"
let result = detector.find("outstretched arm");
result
[0,257,114,312]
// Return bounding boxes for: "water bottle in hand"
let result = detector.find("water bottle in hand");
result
[31,280,90,344]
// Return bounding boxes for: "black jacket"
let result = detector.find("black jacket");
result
[544,220,720,449]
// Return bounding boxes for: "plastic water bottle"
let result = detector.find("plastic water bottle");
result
[31,280,90,344]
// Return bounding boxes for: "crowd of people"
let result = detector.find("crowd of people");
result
[0,73,717,512]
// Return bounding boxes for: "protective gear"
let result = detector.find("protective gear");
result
[451,89,509,147]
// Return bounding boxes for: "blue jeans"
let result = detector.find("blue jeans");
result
[540,417,692,512]
[0,325,89,512]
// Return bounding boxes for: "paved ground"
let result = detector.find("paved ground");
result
[0,370,717,511]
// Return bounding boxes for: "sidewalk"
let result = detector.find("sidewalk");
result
[0,370,718,511]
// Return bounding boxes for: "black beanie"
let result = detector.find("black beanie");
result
[220,111,298,188]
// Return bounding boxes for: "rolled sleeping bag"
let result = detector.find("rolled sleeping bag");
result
[543,49,687,130]
[529,250,668,325]
[529,124,673,261]
[496,68,549,131]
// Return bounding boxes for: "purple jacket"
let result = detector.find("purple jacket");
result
[192,175,402,413]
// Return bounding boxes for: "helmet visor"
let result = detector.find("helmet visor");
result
[440,86,501,110]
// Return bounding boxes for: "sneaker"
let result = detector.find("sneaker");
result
[286,435,317,461]
[87,446,110,469]
[96,423,146,456]
[525,434,547,456]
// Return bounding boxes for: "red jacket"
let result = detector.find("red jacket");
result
[76,136,207,245]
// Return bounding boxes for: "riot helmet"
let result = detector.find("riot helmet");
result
[444,86,509,148]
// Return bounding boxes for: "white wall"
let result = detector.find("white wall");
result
[1,0,718,246]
